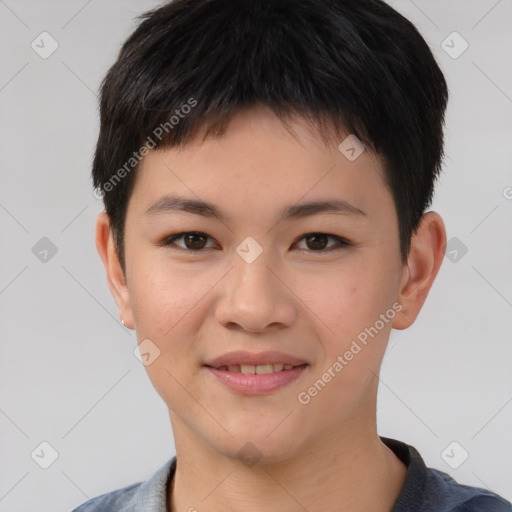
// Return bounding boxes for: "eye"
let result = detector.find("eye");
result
[294,233,350,252]
[161,231,350,253]
[161,231,218,251]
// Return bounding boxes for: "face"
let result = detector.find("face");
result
[112,105,411,463]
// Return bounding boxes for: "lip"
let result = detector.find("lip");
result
[204,350,307,368]
[205,364,308,395]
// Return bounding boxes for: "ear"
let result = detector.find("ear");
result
[95,211,135,329]
[392,211,447,330]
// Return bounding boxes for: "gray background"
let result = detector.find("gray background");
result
[0,0,511,510]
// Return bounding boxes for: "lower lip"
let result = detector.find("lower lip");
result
[204,364,308,395]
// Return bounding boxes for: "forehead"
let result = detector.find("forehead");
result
[128,105,391,221]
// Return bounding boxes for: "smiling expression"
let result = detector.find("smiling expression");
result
[109,104,410,462]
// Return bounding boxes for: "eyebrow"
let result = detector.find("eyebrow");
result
[144,195,366,221]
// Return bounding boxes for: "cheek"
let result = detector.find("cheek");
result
[297,261,397,392]
[297,264,390,340]
[126,259,218,384]
[128,260,205,340]
[297,273,395,416]
[127,266,205,406]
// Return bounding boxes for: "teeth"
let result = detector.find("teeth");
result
[216,364,297,373]
[240,364,256,374]
[255,364,274,374]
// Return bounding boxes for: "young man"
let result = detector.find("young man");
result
[74,0,511,510]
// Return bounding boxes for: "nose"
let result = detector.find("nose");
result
[214,249,297,334]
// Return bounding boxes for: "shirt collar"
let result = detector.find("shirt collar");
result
[132,457,177,511]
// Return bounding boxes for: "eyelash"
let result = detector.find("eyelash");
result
[160,231,351,254]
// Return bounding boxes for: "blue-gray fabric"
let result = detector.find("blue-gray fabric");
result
[71,437,511,511]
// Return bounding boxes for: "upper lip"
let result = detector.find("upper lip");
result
[204,350,308,368]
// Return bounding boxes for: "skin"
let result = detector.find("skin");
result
[96,104,446,512]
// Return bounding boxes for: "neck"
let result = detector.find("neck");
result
[167,392,407,512]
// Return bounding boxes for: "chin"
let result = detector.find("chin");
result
[213,425,303,467]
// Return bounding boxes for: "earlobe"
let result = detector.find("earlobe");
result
[392,212,447,330]
[95,211,135,329]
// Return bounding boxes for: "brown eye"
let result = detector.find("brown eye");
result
[295,233,350,252]
[183,232,208,250]
[162,231,215,251]
[305,233,329,250]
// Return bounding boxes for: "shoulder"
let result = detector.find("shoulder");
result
[70,457,176,512]
[70,482,142,511]
[425,467,511,512]
[381,437,511,512]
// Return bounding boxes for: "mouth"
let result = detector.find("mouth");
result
[203,360,309,395]
[203,350,309,394]
[204,363,306,374]
[204,350,308,369]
